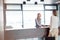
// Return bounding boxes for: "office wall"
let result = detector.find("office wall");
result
[5,0,58,4]
[0,0,4,40]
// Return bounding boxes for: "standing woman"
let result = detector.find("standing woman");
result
[49,10,59,40]
[35,13,41,28]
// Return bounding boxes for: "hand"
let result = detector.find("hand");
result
[49,25,51,28]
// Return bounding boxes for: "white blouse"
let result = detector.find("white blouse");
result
[35,19,41,28]
[51,15,59,28]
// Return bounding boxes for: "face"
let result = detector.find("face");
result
[37,13,41,17]
[53,10,57,16]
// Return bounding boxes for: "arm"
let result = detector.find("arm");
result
[50,16,52,32]
[50,16,52,28]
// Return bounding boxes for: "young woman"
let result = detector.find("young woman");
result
[49,10,59,40]
[35,13,41,28]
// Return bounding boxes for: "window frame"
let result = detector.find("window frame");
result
[44,4,58,11]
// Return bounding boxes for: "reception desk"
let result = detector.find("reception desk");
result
[4,26,49,40]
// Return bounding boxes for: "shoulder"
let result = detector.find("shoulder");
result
[51,16,52,19]
[51,15,54,18]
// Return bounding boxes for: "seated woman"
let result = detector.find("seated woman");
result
[35,13,41,28]
[35,13,50,37]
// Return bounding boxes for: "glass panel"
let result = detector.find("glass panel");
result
[23,11,44,28]
[45,11,52,25]
[45,6,56,10]
[6,5,21,10]
[6,11,22,29]
[23,5,44,10]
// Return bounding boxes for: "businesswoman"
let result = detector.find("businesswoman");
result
[35,13,41,28]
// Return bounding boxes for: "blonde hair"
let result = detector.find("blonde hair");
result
[37,13,41,21]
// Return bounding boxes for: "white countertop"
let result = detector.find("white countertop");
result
[5,25,49,31]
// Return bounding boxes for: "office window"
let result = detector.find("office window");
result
[44,4,58,11]
[5,4,22,11]
[6,5,21,10]
[23,11,44,28]
[45,6,56,10]
[23,5,44,10]
[6,11,22,29]
[45,11,52,25]
[5,4,58,30]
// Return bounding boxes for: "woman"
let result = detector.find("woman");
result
[35,13,41,28]
[35,13,44,40]
[49,10,59,40]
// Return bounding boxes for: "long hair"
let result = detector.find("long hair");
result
[37,13,41,21]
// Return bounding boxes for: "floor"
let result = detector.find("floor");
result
[16,36,60,40]
[58,36,60,40]
[16,38,43,40]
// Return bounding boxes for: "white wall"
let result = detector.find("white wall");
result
[0,0,4,40]
[5,0,58,4]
